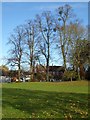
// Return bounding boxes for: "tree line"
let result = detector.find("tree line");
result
[5,4,90,81]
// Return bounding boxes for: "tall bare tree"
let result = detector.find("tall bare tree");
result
[7,25,25,81]
[24,20,39,81]
[35,11,55,81]
[55,4,74,70]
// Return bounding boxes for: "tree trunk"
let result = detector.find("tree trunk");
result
[30,58,33,82]
[46,58,49,82]
[18,64,21,82]
[61,45,67,70]
[46,34,50,82]
[79,64,85,80]
[71,77,72,82]
[77,67,81,80]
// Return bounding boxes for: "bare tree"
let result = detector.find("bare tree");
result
[7,25,25,81]
[67,20,88,80]
[55,4,74,70]
[35,11,55,81]
[24,20,39,81]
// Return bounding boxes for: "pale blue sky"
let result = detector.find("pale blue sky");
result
[2,0,89,2]
[1,2,88,66]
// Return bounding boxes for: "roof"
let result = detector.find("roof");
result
[49,66,65,72]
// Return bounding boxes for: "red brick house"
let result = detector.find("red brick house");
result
[35,65,65,81]
[49,66,65,81]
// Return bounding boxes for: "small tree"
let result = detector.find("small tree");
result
[63,70,77,81]
[7,25,25,81]
[0,65,9,76]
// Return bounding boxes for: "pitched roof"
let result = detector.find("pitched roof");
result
[49,66,65,71]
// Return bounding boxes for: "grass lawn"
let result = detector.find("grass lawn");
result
[1,80,89,119]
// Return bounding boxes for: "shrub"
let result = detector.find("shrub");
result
[34,72,46,82]
[62,70,77,81]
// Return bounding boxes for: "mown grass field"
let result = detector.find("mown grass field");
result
[1,80,89,119]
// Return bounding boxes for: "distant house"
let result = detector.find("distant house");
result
[49,66,65,81]
[35,65,65,82]
[0,76,11,83]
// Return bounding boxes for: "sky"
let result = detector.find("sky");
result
[0,1,88,66]
[1,0,89,2]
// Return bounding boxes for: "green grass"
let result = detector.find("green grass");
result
[1,80,89,119]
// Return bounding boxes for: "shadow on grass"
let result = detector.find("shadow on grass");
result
[2,88,88,119]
